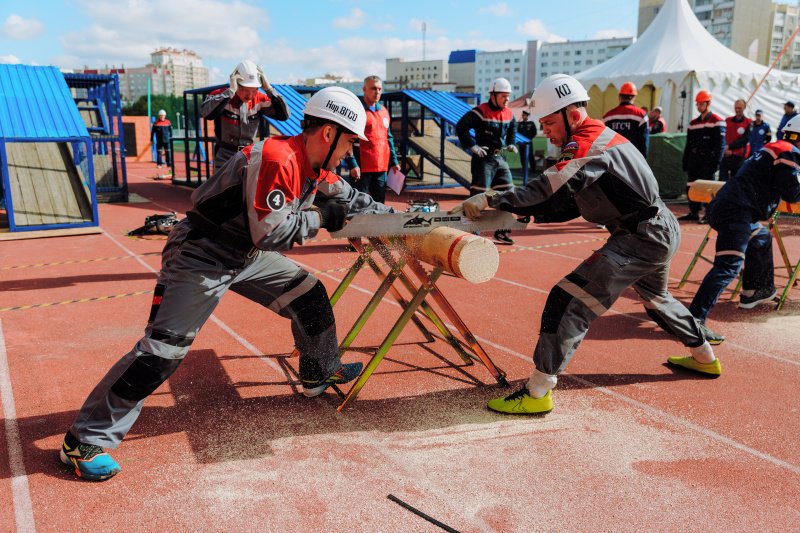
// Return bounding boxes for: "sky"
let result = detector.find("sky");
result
[0,0,637,86]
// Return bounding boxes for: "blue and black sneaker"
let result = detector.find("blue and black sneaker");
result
[302,362,363,397]
[60,431,121,481]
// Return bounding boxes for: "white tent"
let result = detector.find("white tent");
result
[575,0,800,133]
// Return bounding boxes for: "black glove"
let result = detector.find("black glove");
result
[316,199,350,231]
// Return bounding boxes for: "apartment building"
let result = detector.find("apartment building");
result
[384,58,449,90]
[149,48,209,96]
[767,2,800,71]
[526,37,633,90]
[474,49,526,101]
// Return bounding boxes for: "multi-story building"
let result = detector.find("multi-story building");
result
[384,58,449,90]
[767,2,800,71]
[303,74,363,94]
[71,48,209,105]
[149,48,209,96]
[526,37,633,90]
[448,49,480,93]
[474,49,526,101]
[638,0,772,64]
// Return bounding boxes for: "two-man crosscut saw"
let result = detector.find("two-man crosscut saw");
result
[330,210,528,238]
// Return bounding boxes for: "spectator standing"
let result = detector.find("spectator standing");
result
[602,82,649,157]
[719,99,752,181]
[451,75,718,415]
[776,101,798,140]
[649,106,667,134]
[456,77,518,244]
[151,109,172,170]
[688,118,800,336]
[516,109,538,171]
[201,60,290,171]
[748,109,771,153]
[680,91,725,222]
[344,75,400,203]
[59,87,395,481]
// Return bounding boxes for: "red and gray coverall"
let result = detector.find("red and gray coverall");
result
[682,112,725,216]
[603,101,649,158]
[456,102,517,197]
[344,101,399,203]
[487,118,705,377]
[201,87,290,171]
[69,134,393,448]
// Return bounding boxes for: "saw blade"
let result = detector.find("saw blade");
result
[330,210,528,238]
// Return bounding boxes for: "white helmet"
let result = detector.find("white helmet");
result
[783,116,800,141]
[303,87,367,140]
[530,74,590,119]
[489,77,512,93]
[235,60,260,88]
[158,109,166,116]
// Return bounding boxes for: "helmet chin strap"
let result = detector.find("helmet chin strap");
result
[561,108,572,142]
[320,126,344,173]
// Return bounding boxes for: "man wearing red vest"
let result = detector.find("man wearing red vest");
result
[344,75,399,203]
[719,99,752,181]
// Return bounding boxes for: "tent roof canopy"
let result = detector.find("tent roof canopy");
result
[575,0,800,92]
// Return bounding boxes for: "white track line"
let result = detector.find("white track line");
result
[0,318,36,533]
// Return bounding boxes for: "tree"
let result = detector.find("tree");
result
[121,94,186,119]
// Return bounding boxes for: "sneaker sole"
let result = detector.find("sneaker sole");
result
[706,338,724,346]
[738,289,779,309]
[666,359,721,378]
[60,449,120,481]
[487,405,552,415]
[302,384,330,398]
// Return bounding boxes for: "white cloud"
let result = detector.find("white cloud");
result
[516,19,566,42]
[59,0,267,67]
[479,3,512,16]
[371,22,396,32]
[591,29,634,40]
[332,8,367,30]
[468,30,482,38]
[0,14,45,40]
[0,54,22,64]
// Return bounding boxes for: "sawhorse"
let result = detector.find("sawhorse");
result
[679,212,799,310]
[293,235,509,410]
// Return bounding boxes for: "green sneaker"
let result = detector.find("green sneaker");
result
[667,356,722,377]
[487,388,553,415]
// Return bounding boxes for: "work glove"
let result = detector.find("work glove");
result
[470,145,488,158]
[448,193,488,220]
[256,66,272,93]
[316,199,350,231]
[229,68,242,94]
[505,144,519,154]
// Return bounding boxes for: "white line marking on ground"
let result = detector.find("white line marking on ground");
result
[0,318,36,533]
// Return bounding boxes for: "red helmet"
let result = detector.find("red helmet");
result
[695,90,712,103]
[619,82,638,96]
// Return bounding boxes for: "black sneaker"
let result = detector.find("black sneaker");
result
[739,286,778,309]
[493,230,515,245]
[696,320,724,345]
[678,213,700,221]
[302,362,363,397]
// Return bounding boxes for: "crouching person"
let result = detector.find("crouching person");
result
[60,87,395,480]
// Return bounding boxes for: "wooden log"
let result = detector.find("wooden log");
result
[403,227,499,283]
[688,179,800,213]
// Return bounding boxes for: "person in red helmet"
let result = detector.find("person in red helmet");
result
[680,90,725,222]
[603,81,649,157]
[202,60,290,171]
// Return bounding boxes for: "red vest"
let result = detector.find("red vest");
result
[359,105,392,173]
[725,116,752,158]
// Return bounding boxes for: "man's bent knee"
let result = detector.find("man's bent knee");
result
[110,354,182,402]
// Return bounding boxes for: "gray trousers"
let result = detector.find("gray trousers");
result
[534,209,705,375]
[70,221,341,448]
